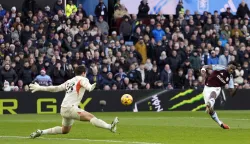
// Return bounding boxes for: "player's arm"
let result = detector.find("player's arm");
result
[202,65,227,71]
[29,82,66,93]
[80,78,96,92]
[228,76,238,97]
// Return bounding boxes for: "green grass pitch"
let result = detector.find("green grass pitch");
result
[0,111,249,144]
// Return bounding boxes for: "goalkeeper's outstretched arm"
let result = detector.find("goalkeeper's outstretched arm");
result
[29,82,66,93]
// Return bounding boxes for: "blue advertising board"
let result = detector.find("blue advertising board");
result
[183,0,250,14]
[122,0,250,15]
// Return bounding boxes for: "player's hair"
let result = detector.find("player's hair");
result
[75,65,86,75]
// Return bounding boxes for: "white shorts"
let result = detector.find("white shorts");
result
[203,86,221,104]
[60,106,85,127]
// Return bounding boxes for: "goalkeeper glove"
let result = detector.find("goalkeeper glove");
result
[29,82,41,93]
[89,83,96,92]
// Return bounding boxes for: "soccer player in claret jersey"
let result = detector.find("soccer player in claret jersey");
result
[201,61,238,129]
[29,65,119,139]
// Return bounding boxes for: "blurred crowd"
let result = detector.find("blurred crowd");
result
[1,0,250,92]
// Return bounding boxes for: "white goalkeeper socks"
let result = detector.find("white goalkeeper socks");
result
[90,117,111,130]
[211,112,222,125]
[42,126,63,135]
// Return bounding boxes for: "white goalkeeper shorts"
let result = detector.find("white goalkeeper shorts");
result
[203,86,221,104]
[60,106,85,127]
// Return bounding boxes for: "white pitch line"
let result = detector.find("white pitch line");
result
[0,117,249,122]
[0,136,162,144]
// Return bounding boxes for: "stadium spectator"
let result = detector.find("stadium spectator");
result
[137,0,150,18]
[207,50,219,65]
[173,68,185,89]
[135,36,147,64]
[160,64,173,88]
[51,62,65,85]
[234,64,244,84]
[219,50,232,66]
[176,1,184,18]
[53,0,64,14]
[33,68,52,86]
[152,23,165,42]
[22,0,37,17]
[114,2,129,20]
[0,63,18,87]
[119,15,132,41]
[18,61,34,85]
[65,0,77,18]
[221,7,234,19]
[95,0,108,20]
[145,65,160,89]
[96,16,109,35]
[236,1,250,19]
[0,4,6,18]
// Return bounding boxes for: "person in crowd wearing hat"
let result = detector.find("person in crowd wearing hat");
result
[33,68,52,86]
[0,4,6,18]
[10,6,17,18]
[109,31,119,42]
[207,50,219,65]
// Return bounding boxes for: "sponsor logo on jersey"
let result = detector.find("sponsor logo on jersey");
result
[217,75,226,84]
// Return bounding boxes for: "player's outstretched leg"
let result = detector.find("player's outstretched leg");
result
[30,126,71,139]
[206,92,230,129]
[79,111,119,133]
[30,126,63,139]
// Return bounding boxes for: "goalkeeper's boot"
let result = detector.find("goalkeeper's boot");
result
[110,117,119,133]
[30,129,42,139]
[221,123,230,129]
[205,101,214,114]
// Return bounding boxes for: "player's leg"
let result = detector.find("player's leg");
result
[77,109,119,133]
[204,88,229,129]
[42,118,74,134]
[30,118,74,138]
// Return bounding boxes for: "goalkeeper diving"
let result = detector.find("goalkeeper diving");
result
[29,65,119,138]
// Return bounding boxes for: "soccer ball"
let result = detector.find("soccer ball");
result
[121,94,133,106]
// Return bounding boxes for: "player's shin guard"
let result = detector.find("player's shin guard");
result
[42,126,63,135]
[210,111,222,126]
[90,117,111,130]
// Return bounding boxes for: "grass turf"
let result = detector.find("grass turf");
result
[0,111,249,144]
